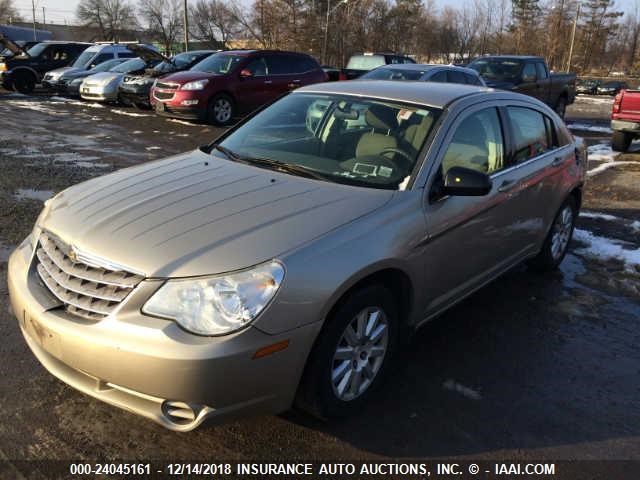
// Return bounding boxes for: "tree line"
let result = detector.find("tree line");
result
[1,0,638,74]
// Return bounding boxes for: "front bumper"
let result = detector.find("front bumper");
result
[79,84,118,102]
[150,89,206,120]
[118,88,151,107]
[8,237,320,430]
[611,119,640,134]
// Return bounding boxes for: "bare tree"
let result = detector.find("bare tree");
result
[76,0,138,41]
[0,0,22,23]
[190,0,240,48]
[139,0,183,54]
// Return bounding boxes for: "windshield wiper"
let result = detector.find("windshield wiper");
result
[213,145,328,181]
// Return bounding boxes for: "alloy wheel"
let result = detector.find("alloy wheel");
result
[213,98,232,123]
[551,205,573,260]
[331,307,389,401]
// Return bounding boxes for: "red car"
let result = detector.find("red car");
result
[150,49,327,125]
[611,88,640,152]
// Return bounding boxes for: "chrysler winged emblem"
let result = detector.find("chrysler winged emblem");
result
[67,246,79,263]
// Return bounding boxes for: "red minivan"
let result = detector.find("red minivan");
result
[150,49,327,125]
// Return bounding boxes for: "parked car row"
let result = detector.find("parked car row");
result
[576,78,630,96]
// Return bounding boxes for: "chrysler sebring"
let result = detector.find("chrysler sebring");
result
[8,81,586,430]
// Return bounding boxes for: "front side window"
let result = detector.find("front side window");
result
[522,63,537,81]
[441,107,505,175]
[507,107,553,162]
[215,93,441,190]
[245,57,268,76]
[111,58,145,73]
[72,50,96,67]
[446,70,466,84]
[535,62,548,80]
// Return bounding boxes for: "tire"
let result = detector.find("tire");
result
[611,131,632,152]
[207,94,235,126]
[13,71,36,94]
[555,96,567,119]
[528,196,577,271]
[295,285,401,419]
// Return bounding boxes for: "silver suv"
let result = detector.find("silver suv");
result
[8,81,586,431]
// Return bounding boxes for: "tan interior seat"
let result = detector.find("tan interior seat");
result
[355,105,398,158]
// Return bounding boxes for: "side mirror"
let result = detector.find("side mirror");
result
[442,166,492,196]
[239,68,253,78]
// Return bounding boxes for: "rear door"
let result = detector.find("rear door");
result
[265,53,300,96]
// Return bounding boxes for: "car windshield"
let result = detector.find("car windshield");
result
[26,43,48,57]
[361,68,426,81]
[111,58,145,73]
[468,59,522,81]
[72,50,96,68]
[191,53,244,74]
[215,93,441,190]
[346,55,386,70]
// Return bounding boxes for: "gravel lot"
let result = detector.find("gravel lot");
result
[0,91,638,477]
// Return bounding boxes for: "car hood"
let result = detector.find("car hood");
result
[160,70,218,84]
[47,67,79,79]
[83,72,124,83]
[0,34,28,56]
[126,44,169,64]
[40,150,394,278]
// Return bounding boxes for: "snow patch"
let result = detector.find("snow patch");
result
[573,228,640,272]
[13,188,54,202]
[167,118,199,127]
[567,122,612,134]
[580,211,621,222]
[110,109,151,117]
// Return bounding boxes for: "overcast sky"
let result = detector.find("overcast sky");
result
[13,0,639,28]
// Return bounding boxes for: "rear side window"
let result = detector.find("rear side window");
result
[535,63,548,80]
[430,71,447,83]
[267,55,296,75]
[464,73,482,85]
[441,107,505,175]
[507,107,553,162]
[446,70,466,84]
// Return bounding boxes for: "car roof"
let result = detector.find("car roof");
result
[38,41,93,45]
[296,80,494,108]
[472,55,543,61]
[373,63,480,75]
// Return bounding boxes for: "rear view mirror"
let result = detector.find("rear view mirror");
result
[240,68,253,78]
[442,166,492,196]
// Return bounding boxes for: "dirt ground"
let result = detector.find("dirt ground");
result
[0,91,638,478]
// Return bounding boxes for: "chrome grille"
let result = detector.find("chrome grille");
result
[35,233,144,321]
[154,91,175,101]
[155,81,178,89]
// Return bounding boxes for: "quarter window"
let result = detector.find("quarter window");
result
[441,107,505,175]
[507,107,553,162]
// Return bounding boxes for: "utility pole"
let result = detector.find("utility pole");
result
[566,2,580,72]
[183,0,189,51]
[42,7,46,26]
[322,0,331,65]
[31,0,37,41]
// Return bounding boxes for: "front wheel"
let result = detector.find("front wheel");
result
[207,94,235,126]
[295,285,400,419]
[13,72,36,94]
[611,131,632,152]
[528,196,577,271]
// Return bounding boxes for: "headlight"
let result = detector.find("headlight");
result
[181,79,209,91]
[0,63,7,72]
[142,261,285,336]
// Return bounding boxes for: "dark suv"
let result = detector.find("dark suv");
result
[119,48,216,109]
[0,37,91,93]
[150,50,327,125]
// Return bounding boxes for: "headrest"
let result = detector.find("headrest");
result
[365,104,398,131]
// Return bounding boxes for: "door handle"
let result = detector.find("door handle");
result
[498,179,517,193]
[264,80,273,85]
[551,157,563,167]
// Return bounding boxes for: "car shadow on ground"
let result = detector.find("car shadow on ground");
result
[279,256,639,457]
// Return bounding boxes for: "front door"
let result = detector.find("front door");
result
[421,105,535,317]
[234,56,272,113]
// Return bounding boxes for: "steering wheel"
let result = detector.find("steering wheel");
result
[380,147,413,169]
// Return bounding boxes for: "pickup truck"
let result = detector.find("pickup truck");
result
[611,89,640,151]
[337,52,415,80]
[468,55,576,118]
